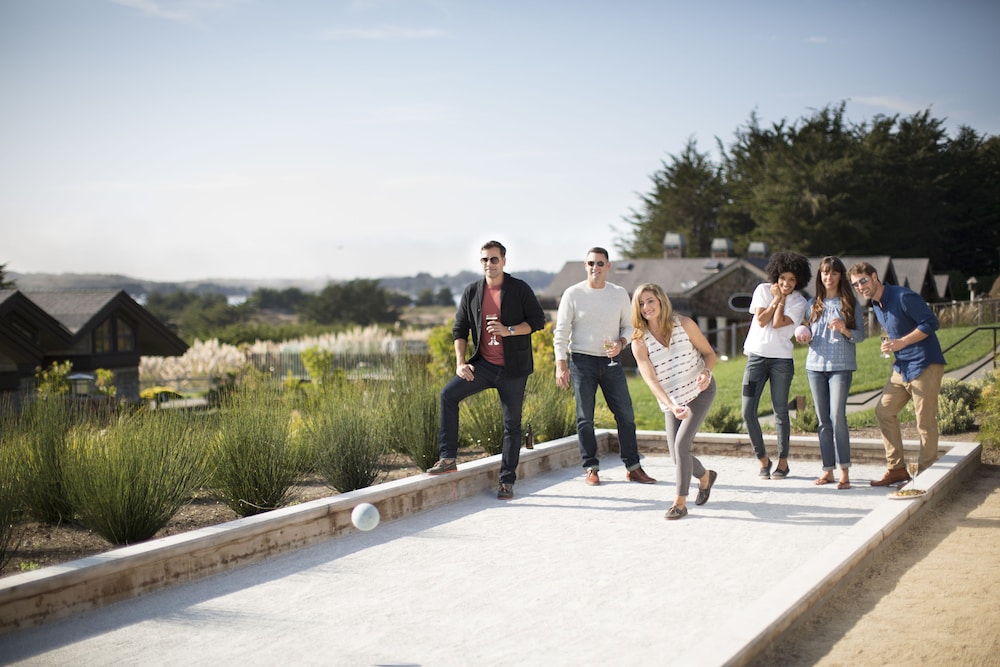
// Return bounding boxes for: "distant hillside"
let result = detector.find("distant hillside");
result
[7,270,555,299]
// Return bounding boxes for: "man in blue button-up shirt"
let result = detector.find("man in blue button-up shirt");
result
[848,262,946,487]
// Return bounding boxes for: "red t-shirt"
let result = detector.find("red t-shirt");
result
[480,285,504,365]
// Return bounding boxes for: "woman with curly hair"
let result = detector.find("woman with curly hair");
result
[631,283,718,520]
[795,256,865,489]
[742,252,811,479]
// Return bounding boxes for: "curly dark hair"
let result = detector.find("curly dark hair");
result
[764,252,811,291]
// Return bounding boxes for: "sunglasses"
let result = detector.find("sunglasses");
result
[850,277,871,289]
[480,256,501,265]
[586,260,607,267]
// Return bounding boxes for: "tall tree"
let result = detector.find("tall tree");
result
[0,263,15,289]
[617,138,724,258]
[301,279,399,326]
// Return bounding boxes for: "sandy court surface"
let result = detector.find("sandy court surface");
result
[0,453,912,667]
[750,461,1000,667]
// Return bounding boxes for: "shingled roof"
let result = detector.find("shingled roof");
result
[8,289,187,356]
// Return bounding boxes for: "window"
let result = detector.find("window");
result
[93,316,136,353]
[94,319,113,353]
[117,318,135,352]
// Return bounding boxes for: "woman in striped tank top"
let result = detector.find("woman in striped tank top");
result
[630,283,718,520]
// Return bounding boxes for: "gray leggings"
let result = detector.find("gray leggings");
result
[665,379,717,496]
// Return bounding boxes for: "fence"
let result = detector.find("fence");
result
[141,349,431,395]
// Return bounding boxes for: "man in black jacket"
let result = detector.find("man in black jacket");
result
[426,240,547,500]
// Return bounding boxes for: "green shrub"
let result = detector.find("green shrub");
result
[940,378,982,410]
[0,429,27,571]
[702,403,743,434]
[17,397,81,524]
[306,380,388,492]
[792,402,819,433]
[523,372,576,443]
[977,372,1000,452]
[460,390,504,455]
[62,408,207,545]
[382,358,440,471]
[938,395,976,435]
[211,377,303,516]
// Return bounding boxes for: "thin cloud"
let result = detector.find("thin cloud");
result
[109,0,241,27]
[110,0,197,24]
[323,25,446,40]
[852,95,928,116]
[805,35,828,44]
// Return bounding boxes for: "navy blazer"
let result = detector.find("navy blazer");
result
[453,273,547,378]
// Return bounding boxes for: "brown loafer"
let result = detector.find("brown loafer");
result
[626,466,656,484]
[870,467,911,487]
[585,468,600,486]
[695,470,718,506]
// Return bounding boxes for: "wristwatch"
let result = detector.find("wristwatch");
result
[507,325,516,335]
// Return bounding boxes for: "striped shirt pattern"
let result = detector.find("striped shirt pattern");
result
[644,317,705,408]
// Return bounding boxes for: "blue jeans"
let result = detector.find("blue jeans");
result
[741,354,794,460]
[807,370,853,470]
[438,359,527,485]
[569,353,639,470]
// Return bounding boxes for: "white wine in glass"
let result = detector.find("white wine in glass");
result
[880,335,891,359]
[908,460,921,491]
[603,336,618,366]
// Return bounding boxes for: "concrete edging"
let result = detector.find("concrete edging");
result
[675,438,983,667]
[0,432,606,635]
[0,430,983,666]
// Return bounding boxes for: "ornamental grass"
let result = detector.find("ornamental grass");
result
[62,408,208,545]
[211,375,305,517]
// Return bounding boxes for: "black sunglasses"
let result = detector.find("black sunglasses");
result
[586,260,607,267]
[480,256,501,265]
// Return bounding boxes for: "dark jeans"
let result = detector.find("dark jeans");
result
[438,359,527,485]
[569,353,639,470]
[741,354,794,460]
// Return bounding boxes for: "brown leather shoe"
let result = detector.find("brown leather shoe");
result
[585,468,600,486]
[626,466,656,484]
[870,467,911,487]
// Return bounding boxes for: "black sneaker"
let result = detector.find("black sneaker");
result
[426,459,457,475]
[497,483,513,500]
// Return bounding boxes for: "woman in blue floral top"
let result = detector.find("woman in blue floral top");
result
[796,256,865,489]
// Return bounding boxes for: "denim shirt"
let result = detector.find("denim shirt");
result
[872,284,946,382]
[805,297,865,372]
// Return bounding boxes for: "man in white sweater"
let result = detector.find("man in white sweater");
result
[553,247,656,486]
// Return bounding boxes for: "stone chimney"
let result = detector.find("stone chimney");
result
[710,238,734,258]
[663,232,686,258]
[747,241,770,259]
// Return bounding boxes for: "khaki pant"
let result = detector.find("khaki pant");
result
[875,363,944,471]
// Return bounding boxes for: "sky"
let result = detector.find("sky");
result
[2,0,999,284]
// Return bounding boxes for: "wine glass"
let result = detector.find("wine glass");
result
[602,336,618,366]
[880,334,891,359]
[908,459,921,491]
[485,314,500,346]
[827,322,839,342]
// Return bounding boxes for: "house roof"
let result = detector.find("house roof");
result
[0,290,73,363]
[542,257,769,301]
[14,289,188,356]
[890,257,937,300]
[544,255,909,303]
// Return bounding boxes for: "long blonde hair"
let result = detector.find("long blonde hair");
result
[631,283,674,344]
